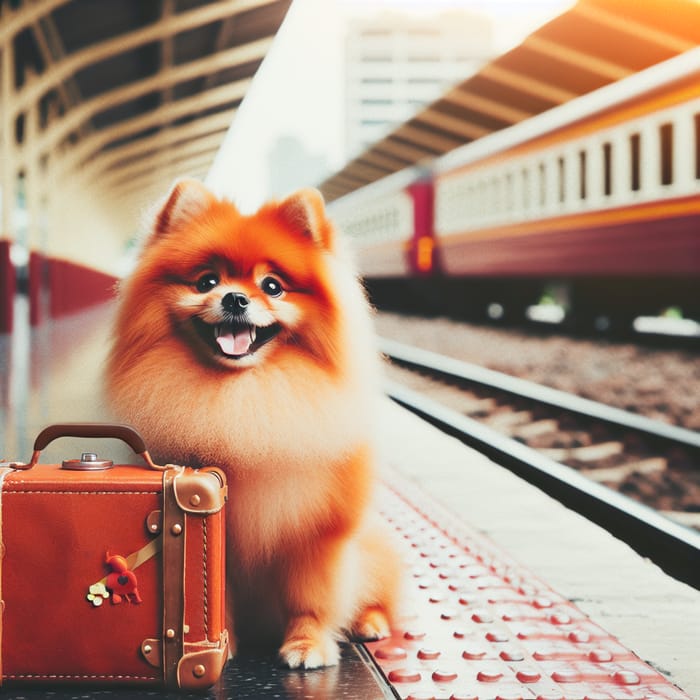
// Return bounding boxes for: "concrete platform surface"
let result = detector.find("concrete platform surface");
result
[376,398,700,698]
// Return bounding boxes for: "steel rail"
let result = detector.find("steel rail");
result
[380,337,700,450]
[384,379,700,589]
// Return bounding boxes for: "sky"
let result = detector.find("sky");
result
[207,0,574,212]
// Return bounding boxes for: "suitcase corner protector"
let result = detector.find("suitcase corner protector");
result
[173,468,227,515]
[176,633,229,690]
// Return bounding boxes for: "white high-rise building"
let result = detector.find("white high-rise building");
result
[344,9,495,159]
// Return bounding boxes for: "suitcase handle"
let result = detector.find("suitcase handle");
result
[21,422,166,471]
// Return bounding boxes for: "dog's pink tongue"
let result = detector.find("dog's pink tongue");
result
[216,328,252,356]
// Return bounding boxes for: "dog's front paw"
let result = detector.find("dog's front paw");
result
[351,606,391,642]
[279,622,339,669]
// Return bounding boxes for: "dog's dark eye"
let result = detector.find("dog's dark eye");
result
[196,273,219,293]
[261,276,283,297]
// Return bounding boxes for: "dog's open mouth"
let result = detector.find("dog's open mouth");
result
[193,318,282,359]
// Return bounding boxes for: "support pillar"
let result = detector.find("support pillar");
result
[25,102,45,326]
[0,239,14,333]
[1,39,16,333]
[28,250,45,326]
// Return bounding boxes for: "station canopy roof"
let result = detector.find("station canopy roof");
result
[318,0,700,203]
[3,0,292,208]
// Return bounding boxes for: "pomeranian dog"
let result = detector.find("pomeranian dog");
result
[105,179,400,668]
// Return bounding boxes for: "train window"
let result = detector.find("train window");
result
[630,132,641,191]
[557,156,565,203]
[522,168,530,210]
[505,172,514,211]
[694,114,700,179]
[579,150,587,200]
[603,142,612,196]
[659,123,673,186]
[538,162,546,207]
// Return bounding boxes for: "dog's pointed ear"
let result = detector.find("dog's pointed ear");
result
[277,188,334,250]
[153,178,216,236]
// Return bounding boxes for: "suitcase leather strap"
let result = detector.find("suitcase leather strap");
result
[0,466,14,686]
[162,467,187,688]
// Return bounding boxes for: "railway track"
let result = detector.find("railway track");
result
[380,338,700,589]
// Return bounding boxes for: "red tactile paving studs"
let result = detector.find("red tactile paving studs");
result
[367,476,692,700]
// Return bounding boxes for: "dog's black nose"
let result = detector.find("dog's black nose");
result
[222,292,250,314]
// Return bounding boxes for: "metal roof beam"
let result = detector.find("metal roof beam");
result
[28,14,82,122]
[373,138,435,164]
[319,185,346,202]
[111,152,217,201]
[203,14,240,90]
[413,110,491,141]
[14,0,279,115]
[323,172,368,189]
[441,88,535,125]
[101,132,224,189]
[359,149,412,172]
[478,63,577,104]
[394,123,463,153]
[94,111,234,176]
[524,35,634,81]
[339,160,388,183]
[160,0,175,106]
[58,79,248,172]
[574,3,695,52]
[0,0,71,47]
[34,39,270,158]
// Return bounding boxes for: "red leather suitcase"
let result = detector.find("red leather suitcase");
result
[0,423,229,690]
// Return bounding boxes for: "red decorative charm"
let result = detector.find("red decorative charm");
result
[105,554,142,604]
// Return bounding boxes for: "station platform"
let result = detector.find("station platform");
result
[1,299,699,699]
[375,401,700,699]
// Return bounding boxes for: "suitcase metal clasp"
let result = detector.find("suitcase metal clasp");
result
[62,451,114,471]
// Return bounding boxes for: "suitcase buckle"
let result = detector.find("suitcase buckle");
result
[62,452,114,470]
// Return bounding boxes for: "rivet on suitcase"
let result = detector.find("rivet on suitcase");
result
[0,423,229,690]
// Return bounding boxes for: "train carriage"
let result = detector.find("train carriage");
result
[332,47,700,330]
[329,167,433,279]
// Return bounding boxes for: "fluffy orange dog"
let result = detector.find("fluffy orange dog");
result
[105,179,399,668]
